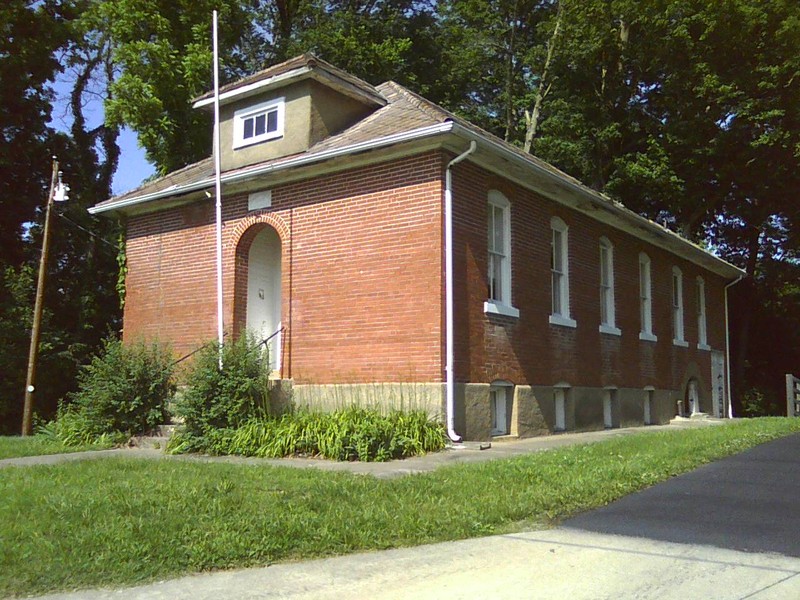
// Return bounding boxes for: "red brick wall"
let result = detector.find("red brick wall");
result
[123,147,730,395]
[123,152,445,383]
[452,160,729,393]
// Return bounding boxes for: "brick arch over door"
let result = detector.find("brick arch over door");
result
[231,213,291,374]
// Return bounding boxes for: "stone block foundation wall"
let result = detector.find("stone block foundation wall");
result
[455,383,683,441]
[291,382,445,418]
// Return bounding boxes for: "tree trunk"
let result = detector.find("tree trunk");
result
[731,223,763,408]
[504,0,519,142]
[524,0,563,154]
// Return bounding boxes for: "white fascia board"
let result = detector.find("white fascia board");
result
[447,122,745,280]
[89,122,455,215]
[192,67,312,109]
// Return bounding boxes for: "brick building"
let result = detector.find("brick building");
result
[91,54,744,441]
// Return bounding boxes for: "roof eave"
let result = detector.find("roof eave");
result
[89,122,455,216]
[91,115,743,281]
[192,67,386,110]
[446,123,745,280]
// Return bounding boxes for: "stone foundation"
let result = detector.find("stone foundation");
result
[290,382,444,418]
[274,380,694,441]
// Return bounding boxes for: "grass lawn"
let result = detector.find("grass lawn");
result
[2,418,799,597]
[0,435,109,460]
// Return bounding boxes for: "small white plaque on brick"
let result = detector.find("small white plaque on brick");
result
[248,190,272,211]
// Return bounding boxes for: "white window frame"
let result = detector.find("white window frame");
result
[232,97,285,149]
[696,276,710,350]
[549,217,576,327]
[598,237,620,335]
[672,266,688,347]
[484,191,519,318]
[638,253,657,342]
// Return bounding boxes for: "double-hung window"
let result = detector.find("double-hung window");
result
[599,237,620,335]
[672,266,687,346]
[550,217,575,327]
[696,277,709,350]
[639,253,656,341]
[233,98,284,149]
[484,191,518,318]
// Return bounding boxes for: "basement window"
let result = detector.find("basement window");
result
[233,98,284,149]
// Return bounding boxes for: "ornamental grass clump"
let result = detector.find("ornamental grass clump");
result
[171,406,447,462]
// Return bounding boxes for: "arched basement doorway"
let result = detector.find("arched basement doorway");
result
[245,226,282,371]
[686,378,701,416]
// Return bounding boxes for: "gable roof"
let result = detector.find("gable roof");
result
[91,57,744,280]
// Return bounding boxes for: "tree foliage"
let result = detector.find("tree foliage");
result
[0,0,71,268]
[529,0,800,406]
[0,0,126,433]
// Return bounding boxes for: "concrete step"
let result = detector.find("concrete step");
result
[128,435,170,450]
[128,423,179,450]
[156,424,179,437]
[669,414,726,427]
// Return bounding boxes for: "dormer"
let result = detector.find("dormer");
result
[193,54,387,171]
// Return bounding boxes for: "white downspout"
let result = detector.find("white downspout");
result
[724,275,744,418]
[445,141,477,443]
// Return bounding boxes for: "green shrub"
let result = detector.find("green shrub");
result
[174,335,271,449]
[68,337,175,437]
[170,407,447,461]
[42,337,175,446]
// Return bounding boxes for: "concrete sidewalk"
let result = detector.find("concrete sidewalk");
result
[0,421,715,477]
[34,528,800,600]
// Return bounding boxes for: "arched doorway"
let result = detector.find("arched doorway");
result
[686,378,701,415]
[246,226,282,371]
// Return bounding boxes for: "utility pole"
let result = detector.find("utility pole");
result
[21,157,68,436]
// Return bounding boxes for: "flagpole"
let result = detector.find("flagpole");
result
[212,9,224,368]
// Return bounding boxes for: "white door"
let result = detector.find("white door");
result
[603,391,613,428]
[247,227,282,371]
[490,387,508,436]
[711,351,725,418]
[688,380,700,415]
[644,390,653,425]
[554,389,566,431]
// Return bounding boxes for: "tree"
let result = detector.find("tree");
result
[436,0,560,142]
[532,0,800,409]
[0,1,74,433]
[0,0,71,268]
[87,0,254,174]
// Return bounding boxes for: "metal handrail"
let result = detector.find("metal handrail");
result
[171,332,229,366]
[254,326,285,351]
[171,327,284,367]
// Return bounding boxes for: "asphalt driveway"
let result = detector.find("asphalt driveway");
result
[564,432,800,557]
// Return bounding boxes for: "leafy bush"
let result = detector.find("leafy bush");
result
[70,337,175,435]
[169,407,447,462]
[44,337,175,445]
[741,387,783,417]
[174,335,272,451]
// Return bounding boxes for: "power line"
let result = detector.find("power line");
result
[55,211,118,251]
